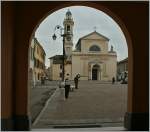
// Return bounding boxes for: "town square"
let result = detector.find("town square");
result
[2,1,149,131]
[29,7,128,130]
[31,80,127,129]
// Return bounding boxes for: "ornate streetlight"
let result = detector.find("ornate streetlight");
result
[52,25,68,81]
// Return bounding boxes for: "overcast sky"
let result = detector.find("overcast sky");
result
[35,6,128,67]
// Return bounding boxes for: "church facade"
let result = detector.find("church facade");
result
[49,10,117,81]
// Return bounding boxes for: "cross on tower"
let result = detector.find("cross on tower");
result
[93,26,97,31]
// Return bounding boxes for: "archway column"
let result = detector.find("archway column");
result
[124,46,149,130]
[2,1,149,131]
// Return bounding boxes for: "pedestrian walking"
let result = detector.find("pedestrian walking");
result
[74,74,80,89]
[59,81,65,101]
[112,77,115,84]
[65,74,71,99]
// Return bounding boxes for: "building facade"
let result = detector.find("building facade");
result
[117,57,128,81]
[117,57,128,73]
[29,37,46,86]
[72,32,117,81]
[49,10,117,81]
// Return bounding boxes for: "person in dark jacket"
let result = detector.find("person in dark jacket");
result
[74,74,80,89]
[112,77,115,84]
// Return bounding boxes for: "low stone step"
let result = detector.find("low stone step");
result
[52,124,101,128]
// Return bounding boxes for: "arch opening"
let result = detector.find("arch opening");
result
[92,64,100,80]
[28,3,132,130]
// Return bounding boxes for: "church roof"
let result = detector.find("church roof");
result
[118,57,128,64]
[49,55,63,64]
[80,31,109,41]
[49,55,72,64]
[75,31,109,51]
[34,37,46,55]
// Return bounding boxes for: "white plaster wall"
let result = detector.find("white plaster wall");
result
[72,55,82,80]
[51,63,72,80]
[52,64,61,80]
[105,55,117,81]
[72,53,117,81]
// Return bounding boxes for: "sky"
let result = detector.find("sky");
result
[35,6,128,67]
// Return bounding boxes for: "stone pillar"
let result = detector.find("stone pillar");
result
[2,2,15,130]
[124,54,149,131]
[88,63,91,80]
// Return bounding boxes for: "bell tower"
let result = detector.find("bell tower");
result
[63,9,74,62]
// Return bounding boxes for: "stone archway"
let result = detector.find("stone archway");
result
[23,3,149,130]
[2,1,149,131]
[29,3,133,129]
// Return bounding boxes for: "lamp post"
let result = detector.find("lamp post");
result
[52,25,67,81]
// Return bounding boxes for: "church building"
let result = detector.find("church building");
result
[49,10,117,81]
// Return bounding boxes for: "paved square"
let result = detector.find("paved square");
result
[32,81,127,128]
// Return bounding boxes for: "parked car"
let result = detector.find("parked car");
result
[119,71,128,84]
[45,77,49,80]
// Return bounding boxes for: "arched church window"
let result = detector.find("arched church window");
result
[89,45,100,52]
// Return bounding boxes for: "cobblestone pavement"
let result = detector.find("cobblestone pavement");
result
[32,81,127,129]
[30,81,58,123]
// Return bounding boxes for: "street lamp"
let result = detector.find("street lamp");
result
[52,25,67,81]
[52,33,57,40]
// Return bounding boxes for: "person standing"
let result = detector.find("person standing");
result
[112,77,115,84]
[74,74,80,89]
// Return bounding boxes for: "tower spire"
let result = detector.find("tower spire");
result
[66,9,72,19]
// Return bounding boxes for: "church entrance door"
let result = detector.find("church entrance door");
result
[92,69,98,80]
[92,64,100,80]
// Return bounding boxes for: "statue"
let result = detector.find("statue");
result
[111,45,114,52]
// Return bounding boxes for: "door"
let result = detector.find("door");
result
[92,69,98,80]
